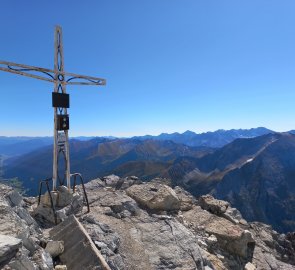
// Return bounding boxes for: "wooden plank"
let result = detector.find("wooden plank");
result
[50,215,111,270]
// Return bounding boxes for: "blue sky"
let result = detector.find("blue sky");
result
[1,1,295,136]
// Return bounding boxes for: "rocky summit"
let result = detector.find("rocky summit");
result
[0,175,295,270]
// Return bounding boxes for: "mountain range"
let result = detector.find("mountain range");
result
[0,127,273,157]
[3,138,212,194]
[1,127,295,233]
[132,126,274,147]
[2,127,272,189]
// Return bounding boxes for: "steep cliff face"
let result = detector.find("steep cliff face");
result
[1,176,295,270]
[214,133,295,233]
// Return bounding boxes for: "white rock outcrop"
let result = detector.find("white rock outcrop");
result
[126,182,180,211]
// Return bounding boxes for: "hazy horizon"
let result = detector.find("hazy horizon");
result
[0,126,293,138]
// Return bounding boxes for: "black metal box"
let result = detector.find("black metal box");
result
[57,114,69,130]
[52,92,70,108]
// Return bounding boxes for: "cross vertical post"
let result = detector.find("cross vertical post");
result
[52,26,71,191]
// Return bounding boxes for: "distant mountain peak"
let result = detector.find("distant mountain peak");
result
[182,130,196,135]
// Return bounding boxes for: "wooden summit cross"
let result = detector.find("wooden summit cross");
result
[0,25,106,191]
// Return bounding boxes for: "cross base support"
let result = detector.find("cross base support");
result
[35,186,84,225]
[41,186,74,208]
[37,173,90,224]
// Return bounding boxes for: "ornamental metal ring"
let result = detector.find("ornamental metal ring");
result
[57,74,64,81]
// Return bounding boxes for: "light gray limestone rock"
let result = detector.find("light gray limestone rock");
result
[45,240,64,258]
[0,234,22,265]
[126,182,180,211]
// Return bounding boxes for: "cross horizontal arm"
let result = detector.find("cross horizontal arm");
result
[0,60,55,83]
[63,71,106,86]
[0,60,106,86]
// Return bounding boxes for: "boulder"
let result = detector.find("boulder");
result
[126,183,180,211]
[5,190,23,207]
[17,230,39,254]
[198,195,229,215]
[119,176,142,190]
[0,204,29,236]
[222,207,243,224]
[45,240,64,258]
[183,206,255,258]
[0,234,22,265]
[84,178,106,190]
[7,247,37,270]
[31,248,54,270]
[206,219,254,258]
[14,206,38,227]
[102,175,121,187]
[174,186,195,211]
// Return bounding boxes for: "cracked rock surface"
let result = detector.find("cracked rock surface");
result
[1,176,295,270]
[77,177,295,270]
